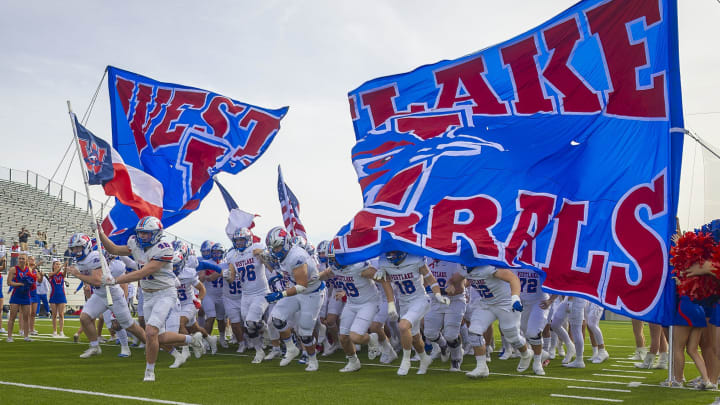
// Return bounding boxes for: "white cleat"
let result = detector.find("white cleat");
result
[517,350,533,372]
[322,341,340,357]
[591,349,609,364]
[417,353,433,375]
[305,356,319,372]
[79,345,102,358]
[630,348,648,361]
[563,359,586,368]
[143,370,155,382]
[280,344,301,366]
[207,335,218,355]
[169,350,186,368]
[466,362,490,378]
[380,347,398,364]
[340,357,362,373]
[652,352,668,369]
[498,349,513,360]
[367,333,380,360]
[440,347,450,363]
[397,358,412,376]
[118,346,131,358]
[190,332,204,359]
[561,345,576,365]
[635,353,656,369]
[252,349,265,364]
[6,337,14,343]
[236,340,246,353]
[264,348,282,361]
[533,358,546,376]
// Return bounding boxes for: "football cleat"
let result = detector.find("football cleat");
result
[190,332,204,359]
[79,345,102,358]
[280,344,300,366]
[367,333,380,360]
[380,347,398,364]
[417,353,433,375]
[561,344,576,364]
[651,352,668,369]
[169,350,186,368]
[207,335,218,355]
[635,353,656,369]
[252,349,265,364]
[630,348,648,361]
[234,340,244,352]
[532,357,545,376]
[563,359,586,368]
[591,349,609,364]
[119,346,131,358]
[466,362,490,378]
[517,349,533,372]
[397,358,412,376]
[305,356,319,372]
[143,370,155,382]
[322,341,340,356]
[264,347,282,360]
[450,359,462,372]
[340,357,362,373]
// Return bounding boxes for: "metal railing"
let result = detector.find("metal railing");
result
[0,165,197,248]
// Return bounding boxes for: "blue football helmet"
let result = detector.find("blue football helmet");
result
[68,233,93,261]
[231,228,253,252]
[200,240,214,260]
[316,240,330,264]
[385,251,408,266]
[210,243,225,262]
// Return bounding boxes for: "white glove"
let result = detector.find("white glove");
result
[90,221,98,232]
[387,301,399,321]
[221,267,231,281]
[434,292,450,305]
[373,268,386,281]
[102,274,116,286]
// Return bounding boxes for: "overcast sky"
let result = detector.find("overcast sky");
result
[1,0,718,248]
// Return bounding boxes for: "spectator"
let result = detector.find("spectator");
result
[0,237,6,268]
[35,231,47,248]
[36,271,50,318]
[63,247,73,266]
[18,227,30,251]
[0,254,6,333]
[10,241,19,267]
[7,253,32,342]
[48,259,67,337]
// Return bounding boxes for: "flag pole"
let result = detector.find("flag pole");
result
[66,100,113,307]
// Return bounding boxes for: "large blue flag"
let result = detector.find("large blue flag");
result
[102,66,288,243]
[335,0,683,324]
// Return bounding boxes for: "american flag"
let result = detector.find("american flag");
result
[277,165,307,238]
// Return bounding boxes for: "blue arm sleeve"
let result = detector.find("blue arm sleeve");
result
[196,260,222,274]
[75,281,84,292]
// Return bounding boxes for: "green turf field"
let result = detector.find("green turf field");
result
[0,318,717,404]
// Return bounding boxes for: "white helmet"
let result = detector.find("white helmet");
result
[316,240,330,264]
[68,233,93,261]
[265,226,291,261]
[231,228,253,252]
[135,216,163,248]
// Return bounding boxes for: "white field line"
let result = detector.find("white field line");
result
[550,394,623,402]
[611,365,636,368]
[614,360,640,364]
[567,385,631,393]
[593,373,646,379]
[602,369,653,374]
[0,380,200,405]
[21,338,710,391]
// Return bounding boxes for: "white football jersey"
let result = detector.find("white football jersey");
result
[127,236,177,290]
[459,265,511,306]
[426,258,466,303]
[225,243,269,297]
[279,245,321,293]
[176,266,199,305]
[378,254,427,304]
[332,261,377,305]
[76,251,122,297]
[511,268,548,301]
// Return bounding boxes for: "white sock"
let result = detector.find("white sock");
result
[184,335,192,344]
[90,340,99,347]
[402,349,412,361]
[146,363,155,372]
[476,355,486,366]
[117,329,128,346]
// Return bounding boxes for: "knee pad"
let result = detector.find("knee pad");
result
[425,331,441,342]
[527,333,543,347]
[271,317,288,331]
[300,335,315,346]
[447,338,461,348]
[245,320,265,338]
[468,332,485,347]
[501,327,525,348]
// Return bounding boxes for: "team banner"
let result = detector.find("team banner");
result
[102,66,288,242]
[335,0,683,323]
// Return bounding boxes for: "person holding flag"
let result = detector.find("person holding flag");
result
[98,216,204,382]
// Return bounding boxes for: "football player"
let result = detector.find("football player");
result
[447,265,533,378]
[98,217,204,382]
[66,233,146,359]
[263,227,326,372]
[200,242,229,353]
[375,251,449,376]
[425,258,466,371]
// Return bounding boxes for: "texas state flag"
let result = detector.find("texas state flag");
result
[73,114,163,220]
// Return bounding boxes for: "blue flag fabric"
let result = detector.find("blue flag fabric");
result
[335,0,683,324]
[102,66,288,243]
[74,116,114,185]
[214,178,239,211]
